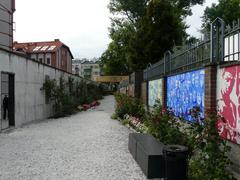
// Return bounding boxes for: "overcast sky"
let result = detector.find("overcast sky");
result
[14,0,219,59]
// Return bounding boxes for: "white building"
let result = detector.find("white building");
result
[72,59,101,80]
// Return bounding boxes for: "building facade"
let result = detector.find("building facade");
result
[13,39,73,73]
[72,59,101,80]
[0,0,15,51]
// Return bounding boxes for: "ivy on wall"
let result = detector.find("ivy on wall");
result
[43,76,104,118]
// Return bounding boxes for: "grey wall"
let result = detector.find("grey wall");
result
[0,0,14,50]
[0,48,86,127]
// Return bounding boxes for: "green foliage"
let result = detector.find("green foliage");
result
[202,0,240,30]
[101,0,203,75]
[145,102,189,146]
[43,77,103,118]
[114,93,145,120]
[122,118,130,125]
[129,0,186,68]
[188,112,236,180]
[145,102,236,179]
[108,0,147,22]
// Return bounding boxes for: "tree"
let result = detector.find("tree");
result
[129,0,186,68]
[101,0,204,75]
[202,0,240,30]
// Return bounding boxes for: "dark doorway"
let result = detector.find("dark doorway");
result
[1,72,15,130]
[8,74,15,126]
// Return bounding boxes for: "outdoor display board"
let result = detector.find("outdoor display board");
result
[148,79,163,107]
[167,69,205,122]
[217,65,240,144]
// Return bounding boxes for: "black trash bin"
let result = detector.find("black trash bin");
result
[163,145,188,180]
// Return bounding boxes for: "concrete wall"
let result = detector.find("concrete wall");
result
[0,48,85,128]
[0,0,14,50]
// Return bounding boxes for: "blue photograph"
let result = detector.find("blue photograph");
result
[167,69,205,122]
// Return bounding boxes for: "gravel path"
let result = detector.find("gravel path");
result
[0,96,146,180]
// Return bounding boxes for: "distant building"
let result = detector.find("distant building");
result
[72,59,101,80]
[13,39,73,73]
[0,0,15,51]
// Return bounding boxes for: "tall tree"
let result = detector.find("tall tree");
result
[202,0,240,30]
[101,0,204,75]
[128,0,186,70]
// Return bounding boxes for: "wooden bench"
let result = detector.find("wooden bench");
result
[128,133,165,179]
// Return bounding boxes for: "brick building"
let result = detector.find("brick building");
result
[0,0,15,51]
[13,39,73,73]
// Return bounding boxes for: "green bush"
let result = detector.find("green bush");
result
[145,102,236,180]
[187,112,236,180]
[114,93,145,120]
[43,77,104,118]
[145,101,189,146]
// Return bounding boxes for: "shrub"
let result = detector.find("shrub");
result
[145,103,235,179]
[43,77,104,118]
[145,101,189,146]
[114,93,145,120]
[187,110,236,180]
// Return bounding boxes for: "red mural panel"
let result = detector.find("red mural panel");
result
[217,66,240,144]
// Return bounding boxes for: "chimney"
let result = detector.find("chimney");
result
[54,39,60,42]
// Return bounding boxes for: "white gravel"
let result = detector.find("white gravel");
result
[0,96,146,180]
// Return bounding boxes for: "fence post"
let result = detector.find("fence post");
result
[146,64,151,109]
[210,18,225,63]
[163,76,167,109]
[164,51,171,75]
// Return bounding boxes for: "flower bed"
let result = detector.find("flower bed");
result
[114,94,236,179]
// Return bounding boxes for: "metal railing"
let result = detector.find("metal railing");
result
[144,18,240,81]
[224,19,240,62]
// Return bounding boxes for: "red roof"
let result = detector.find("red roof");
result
[13,39,74,58]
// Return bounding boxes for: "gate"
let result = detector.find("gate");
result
[1,72,15,131]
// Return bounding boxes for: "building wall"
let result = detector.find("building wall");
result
[0,0,14,51]
[167,69,205,122]
[60,47,67,72]
[80,63,101,80]
[0,48,85,127]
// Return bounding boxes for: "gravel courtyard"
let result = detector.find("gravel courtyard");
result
[0,96,146,180]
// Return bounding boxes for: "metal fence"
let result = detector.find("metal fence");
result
[224,19,240,61]
[144,18,240,81]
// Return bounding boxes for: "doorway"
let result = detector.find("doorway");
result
[1,72,15,131]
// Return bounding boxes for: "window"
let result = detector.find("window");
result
[47,58,51,65]
[48,46,56,51]
[41,46,49,51]
[33,46,42,51]
[39,58,43,63]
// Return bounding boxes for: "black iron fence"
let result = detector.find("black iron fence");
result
[144,18,240,81]
[224,19,240,62]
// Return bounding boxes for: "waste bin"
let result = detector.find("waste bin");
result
[163,145,188,180]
